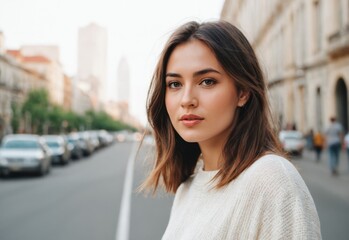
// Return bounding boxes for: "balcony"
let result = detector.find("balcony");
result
[327,25,349,58]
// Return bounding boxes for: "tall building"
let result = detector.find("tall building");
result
[117,56,130,103]
[221,0,349,133]
[77,23,108,108]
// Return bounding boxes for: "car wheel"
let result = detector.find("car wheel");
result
[79,150,83,159]
[37,164,45,176]
[0,169,10,178]
[45,162,51,175]
[61,156,67,166]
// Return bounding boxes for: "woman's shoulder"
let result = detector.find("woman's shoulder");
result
[240,155,321,238]
[242,154,307,193]
[247,154,296,175]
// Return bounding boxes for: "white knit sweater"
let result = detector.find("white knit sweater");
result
[162,154,321,240]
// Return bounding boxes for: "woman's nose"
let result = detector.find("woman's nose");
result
[180,87,198,108]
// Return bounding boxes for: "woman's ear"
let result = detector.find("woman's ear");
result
[237,91,250,107]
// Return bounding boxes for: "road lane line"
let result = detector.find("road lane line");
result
[116,142,138,240]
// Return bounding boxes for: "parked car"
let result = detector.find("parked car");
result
[97,129,114,147]
[42,135,71,165]
[77,131,94,156]
[0,134,51,177]
[87,131,101,150]
[65,133,84,159]
[279,130,305,156]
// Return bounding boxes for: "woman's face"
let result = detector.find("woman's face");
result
[165,39,248,146]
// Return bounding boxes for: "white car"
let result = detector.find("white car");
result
[279,130,305,156]
[0,134,51,177]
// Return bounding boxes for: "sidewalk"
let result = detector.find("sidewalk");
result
[292,149,349,203]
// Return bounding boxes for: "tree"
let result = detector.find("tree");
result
[10,101,21,133]
[84,110,136,131]
[47,105,66,134]
[64,111,85,132]
[20,89,137,134]
[21,89,50,134]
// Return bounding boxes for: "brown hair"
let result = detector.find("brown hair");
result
[143,20,282,193]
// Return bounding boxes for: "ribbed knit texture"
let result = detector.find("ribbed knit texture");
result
[162,155,322,240]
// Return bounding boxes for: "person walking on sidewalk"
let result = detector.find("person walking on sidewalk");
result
[344,131,349,171]
[305,129,314,150]
[325,117,344,175]
[142,20,321,239]
[313,130,325,162]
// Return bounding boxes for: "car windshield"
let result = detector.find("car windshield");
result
[280,131,302,139]
[1,139,40,149]
[284,133,302,139]
[46,141,60,148]
[284,136,302,140]
[68,138,77,143]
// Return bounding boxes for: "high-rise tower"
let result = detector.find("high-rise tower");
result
[116,56,130,103]
[77,23,107,108]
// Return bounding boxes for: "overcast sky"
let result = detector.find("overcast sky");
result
[0,0,225,124]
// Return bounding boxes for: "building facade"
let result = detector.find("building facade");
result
[63,74,72,110]
[71,76,94,115]
[0,53,48,138]
[7,46,65,106]
[104,100,142,129]
[221,0,349,133]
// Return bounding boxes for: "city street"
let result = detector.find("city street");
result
[293,149,349,240]
[0,142,131,240]
[0,141,348,240]
[1,1,348,240]
[0,141,172,240]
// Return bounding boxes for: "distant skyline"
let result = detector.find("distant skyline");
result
[117,57,130,103]
[77,23,108,104]
[0,0,224,124]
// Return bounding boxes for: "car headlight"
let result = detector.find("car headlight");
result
[0,158,9,166]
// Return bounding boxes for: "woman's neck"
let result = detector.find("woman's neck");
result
[199,141,225,171]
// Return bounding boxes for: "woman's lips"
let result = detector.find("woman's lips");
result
[179,114,204,127]
[181,119,203,127]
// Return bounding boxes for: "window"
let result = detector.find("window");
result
[313,0,322,52]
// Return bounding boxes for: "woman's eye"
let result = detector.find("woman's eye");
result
[200,79,216,86]
[168,81,182,89]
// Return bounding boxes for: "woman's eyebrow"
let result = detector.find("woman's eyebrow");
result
[166,68,221,78]
[165,72,181,78]
[193,68,221,77]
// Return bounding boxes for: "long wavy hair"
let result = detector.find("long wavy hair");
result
[142,20,283,193]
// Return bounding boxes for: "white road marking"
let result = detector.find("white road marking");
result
[116,142,138,240]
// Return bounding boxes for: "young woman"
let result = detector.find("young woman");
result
[143,21,321,239]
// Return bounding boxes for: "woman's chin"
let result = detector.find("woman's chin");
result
[178,134,201,143]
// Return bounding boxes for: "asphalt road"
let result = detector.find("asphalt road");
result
[0,142,132,240]
[1,141,348,240]
[293,150,349,240]
[129,143,173,240]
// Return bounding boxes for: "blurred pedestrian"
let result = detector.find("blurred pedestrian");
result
[344,131,349,171]
[142,21,321,239]
[305,129,314,150]
[325,116,344,175]
[313,131,325,162]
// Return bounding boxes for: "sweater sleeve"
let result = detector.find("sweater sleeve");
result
[254,157,322,240]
